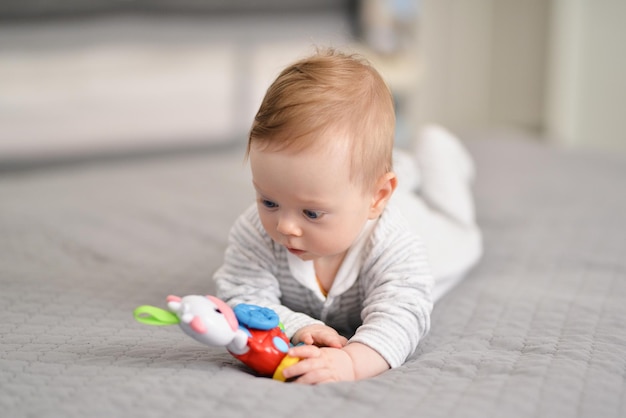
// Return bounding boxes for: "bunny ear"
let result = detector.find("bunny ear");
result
[134,305,180,326]
[167,301,182,312]
[166,295,183,312]
[206,296,239,332]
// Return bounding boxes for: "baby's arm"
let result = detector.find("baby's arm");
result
[342,342,389,379]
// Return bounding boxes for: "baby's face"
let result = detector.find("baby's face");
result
[249,137,376,266]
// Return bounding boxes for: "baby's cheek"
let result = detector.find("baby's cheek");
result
[259,214,278,239]
[315,230,355,254]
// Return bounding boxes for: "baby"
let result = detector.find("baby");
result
[214,48,482,384]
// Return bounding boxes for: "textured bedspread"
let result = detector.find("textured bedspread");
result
[1,135,625,417]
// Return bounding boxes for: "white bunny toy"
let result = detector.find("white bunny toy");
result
[134,294,300,380]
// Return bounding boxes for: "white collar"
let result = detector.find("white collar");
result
[286,218,377,300]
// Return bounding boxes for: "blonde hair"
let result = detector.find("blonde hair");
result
[247,48,395,192]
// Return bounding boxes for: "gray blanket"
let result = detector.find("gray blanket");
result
[1,135,625,417]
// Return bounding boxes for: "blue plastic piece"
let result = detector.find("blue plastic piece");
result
[234,304,280,330]
[272,336,289,353]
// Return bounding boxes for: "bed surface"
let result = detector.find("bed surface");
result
[1,135,625,417]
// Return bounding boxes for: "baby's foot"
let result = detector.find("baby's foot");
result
[414,125,477,226]
[415,125,475,183]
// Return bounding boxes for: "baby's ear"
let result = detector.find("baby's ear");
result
[369,172,397,219]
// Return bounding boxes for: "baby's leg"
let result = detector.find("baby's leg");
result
[393,125,482,302]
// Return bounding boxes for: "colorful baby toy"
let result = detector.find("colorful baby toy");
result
[134,295,299,381]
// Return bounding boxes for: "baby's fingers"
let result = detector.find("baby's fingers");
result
[296,333,313,345]
[288,344,321,359]
[322,334,348,348]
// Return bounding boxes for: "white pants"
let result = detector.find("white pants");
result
[392,125,483,302]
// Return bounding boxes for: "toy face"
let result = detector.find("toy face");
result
[167,295,237,347]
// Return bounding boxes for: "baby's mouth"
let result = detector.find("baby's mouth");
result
[287,247,305,256]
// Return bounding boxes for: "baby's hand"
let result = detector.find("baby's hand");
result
[283,345,355,384]
[292,324,348,348]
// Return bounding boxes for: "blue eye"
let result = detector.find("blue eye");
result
[261,199,278,209]
[303,209,322,220]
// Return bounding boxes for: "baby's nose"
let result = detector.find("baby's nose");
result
[276,215,302,237]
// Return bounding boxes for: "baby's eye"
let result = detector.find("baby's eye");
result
[261,199,278,209]
[303,209,323,220]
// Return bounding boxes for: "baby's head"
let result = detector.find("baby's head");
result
[247,48,395,193]
[247,49,398,261]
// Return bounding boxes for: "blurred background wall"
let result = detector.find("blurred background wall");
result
[0,1,358,165]
[1,0,625,167]
[417,0,626,155]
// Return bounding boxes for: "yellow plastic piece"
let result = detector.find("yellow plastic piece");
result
[272,355,300,381]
